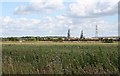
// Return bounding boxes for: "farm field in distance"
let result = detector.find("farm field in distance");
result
[2,41,119,74]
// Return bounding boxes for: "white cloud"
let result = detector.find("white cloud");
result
[68,0,119,17]
[1,16,68,36]
[14,0,64,15]
[1,0,118,37]
[2,16,13,25]
[1,16,118,37]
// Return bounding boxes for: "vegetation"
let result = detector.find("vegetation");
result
[101,38,113,43]
[2,43,119,74]
[1,36,119,42]
[1,36,66,42]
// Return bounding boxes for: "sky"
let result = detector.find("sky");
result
[0,0,119,37]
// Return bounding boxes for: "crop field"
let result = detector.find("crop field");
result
[2,42,119,74]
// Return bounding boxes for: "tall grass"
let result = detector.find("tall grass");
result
[2,43,118,74]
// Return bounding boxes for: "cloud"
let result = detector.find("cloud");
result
[2,0,118,37]
[14,0,64,15]
[68,0,119,18]
[1,16,13,25]
[1,16,118,37]
[1,16,69,37]
[14,0,119,17]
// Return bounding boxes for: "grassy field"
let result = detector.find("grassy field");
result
[2,42,119,74]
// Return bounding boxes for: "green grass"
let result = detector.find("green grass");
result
[2,43,119,74]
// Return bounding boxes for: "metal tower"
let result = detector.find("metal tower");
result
[80,30,83,39]
[67,29,70,39]
[95,25,98,37]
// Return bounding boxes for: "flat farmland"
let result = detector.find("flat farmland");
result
[2,42,119,74]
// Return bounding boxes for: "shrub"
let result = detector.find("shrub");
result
[101,38,113,43]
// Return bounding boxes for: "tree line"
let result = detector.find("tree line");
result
[1,36,119,43]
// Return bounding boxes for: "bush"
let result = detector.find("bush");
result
[101,38,113,43]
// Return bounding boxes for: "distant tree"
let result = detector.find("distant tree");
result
[102,38,113,43]
[47,37,51,41]
[7,37,19,41]
[58,38,63,42]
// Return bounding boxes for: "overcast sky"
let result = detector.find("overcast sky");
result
[0,0,119,37]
